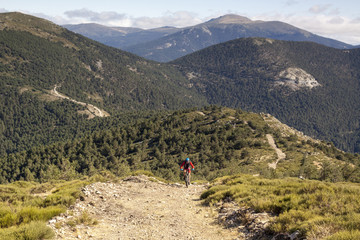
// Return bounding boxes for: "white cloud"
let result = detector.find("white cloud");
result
[329,8,340,15]
[277,15,360,45]
[58,8,202,28]
[309,4,332,14]
[132,11,202,28]
[0,8,9,13]
[327,16,345,24]
[351,17,360,24]
[64,8,127,24]
[285,0,298,6]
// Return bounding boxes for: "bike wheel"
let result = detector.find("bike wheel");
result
[185,172,190,188]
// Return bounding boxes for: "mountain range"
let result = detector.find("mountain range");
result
[1,12,360,156]
[172,37,360,152]
[64,14,356,62]
[63,23,179,50]
[3,12,360,240]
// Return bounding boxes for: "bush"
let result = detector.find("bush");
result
[131,170,155,177]
[200,185,230,202]
[0,221,54,240]
[17,221,54,240]
[17,206,64,225]
[67,211,98,227]
[327,230,360,240]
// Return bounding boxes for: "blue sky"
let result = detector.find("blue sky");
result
[1,0,360,45]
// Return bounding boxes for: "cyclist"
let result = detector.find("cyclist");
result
[180,157,195,184]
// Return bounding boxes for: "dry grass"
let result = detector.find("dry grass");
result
[201,174,360,239]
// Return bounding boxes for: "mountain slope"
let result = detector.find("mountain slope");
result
[1,12,360,157]
[0,12,206,155]
[1,106,359,184]
[64,23,180,49]
[124,14,353,62]
[172,37,360,152]
[0,12,205,110]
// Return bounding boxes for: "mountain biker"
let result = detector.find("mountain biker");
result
[180,157,195,183]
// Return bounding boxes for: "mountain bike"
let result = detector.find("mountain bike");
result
[184,170,190,188]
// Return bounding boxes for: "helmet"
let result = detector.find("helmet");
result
[186,158,190,162]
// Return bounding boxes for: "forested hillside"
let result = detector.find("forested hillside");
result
[0,13,205,110]
[1,106,359,184]
[0,12,206,155]
[172,38,360,153]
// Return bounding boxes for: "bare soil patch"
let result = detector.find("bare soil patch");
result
[48,175,239,239]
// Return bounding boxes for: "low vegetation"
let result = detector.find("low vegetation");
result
[66,211,98,228]
[0,172,118,240]
[201,174,360,239]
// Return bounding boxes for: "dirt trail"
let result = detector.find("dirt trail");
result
[266,134,286,169]
[48,176,239,240]
[51,85,109,118]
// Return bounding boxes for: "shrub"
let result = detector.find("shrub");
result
[67,211,98,228]
[17,221,54,240]
[0,221,54,240]
[200,185,229,201]
[131,170,155,177]
[327,230,360,240]
[17,206,64,225]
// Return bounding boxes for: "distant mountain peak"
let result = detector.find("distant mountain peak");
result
[206,14,253,24]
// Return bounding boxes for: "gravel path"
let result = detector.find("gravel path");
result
[48,175,239,240]
[51,85,109,118]
[266,134,286,169]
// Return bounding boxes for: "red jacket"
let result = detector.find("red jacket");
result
[180,161,194,171]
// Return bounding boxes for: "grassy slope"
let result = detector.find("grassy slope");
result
[0,172,118,240]
[201,174,360,239]
[0,180,83,239]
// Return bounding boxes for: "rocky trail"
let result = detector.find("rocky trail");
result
[48,175,241,240]
[51,85,109,118]
[266,134,286,169]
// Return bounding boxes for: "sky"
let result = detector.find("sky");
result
[1,0,360,45]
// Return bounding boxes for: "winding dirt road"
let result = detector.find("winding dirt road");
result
[51,85,109,118]
[48,176,239,240]
[266,134,286,169]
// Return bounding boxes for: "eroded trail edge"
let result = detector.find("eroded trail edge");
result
[48,176,238,240]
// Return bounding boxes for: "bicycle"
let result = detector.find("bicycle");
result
[184,170,190,188]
